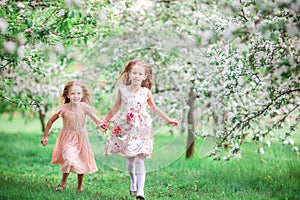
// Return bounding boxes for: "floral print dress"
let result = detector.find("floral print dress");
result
[104,85,153,159]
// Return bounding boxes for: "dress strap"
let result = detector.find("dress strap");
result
[119,85,128,96]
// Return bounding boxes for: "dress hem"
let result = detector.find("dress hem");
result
[104,152,152,159]
[50,162,98,174]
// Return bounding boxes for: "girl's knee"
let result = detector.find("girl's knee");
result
[135,155,145,165]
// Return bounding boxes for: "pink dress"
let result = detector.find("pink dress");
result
[51,102,98,174]
[104,85,153,159]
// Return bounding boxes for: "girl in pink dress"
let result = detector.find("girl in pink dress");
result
[41,80,102,192]
[100,60,179,199]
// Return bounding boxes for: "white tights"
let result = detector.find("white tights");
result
[126,155,146,197]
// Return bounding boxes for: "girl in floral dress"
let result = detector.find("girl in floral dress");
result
[41,80,102,192]
[100,60,179,199]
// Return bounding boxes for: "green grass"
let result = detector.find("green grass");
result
[0,115,299,200]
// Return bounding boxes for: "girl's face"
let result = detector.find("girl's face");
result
[129,65,146,86]
[67,85,83,104]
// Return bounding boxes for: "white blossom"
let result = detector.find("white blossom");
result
[259,147,265,154]
[3,41,17,54]
[16,33,26,45]
[286,23,299,37]
[72,0,83,5]
[57,10,65,18]
[201,30,212,45]
[266,140,271,148]
[0,18,8,34]
[276,0,292,7]
[64,0,72,6]
[98,9,107,20]
[236,150,242,159]
[201,132,211,137]
[30,1,36,7]
[54,43,65,55]
[237,43,248,54]
[288,139,294,145]
[83,7,90,14]
[17,46,25,60]
[283,140,289,145]
[291,146,299,156]
[292,146,298,152]
[165,21,173,27]
[0,0,8,6]
[17,2,25,8]
[223,23,238,39]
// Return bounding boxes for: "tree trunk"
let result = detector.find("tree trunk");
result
[39,109,46,132]
[186,87,196,158]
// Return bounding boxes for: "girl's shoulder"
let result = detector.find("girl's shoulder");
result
[80,102,91,109]
[142,87,151,96]
[119,84,126,92]
[57,103,68,110]
[142,87,150,92]
[143,87,152,99]
[80,101,90,107]
[55,103,68,117]
[119,84,129,96]
[80,102,94,113]
[119,85,150,94]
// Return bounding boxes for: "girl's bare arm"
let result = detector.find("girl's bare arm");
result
[104,90,122,121]
[100,90,122,131]
[41,113,59,146]
[147,91,179,126]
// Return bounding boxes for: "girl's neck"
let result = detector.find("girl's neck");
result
[70,101,81,108]
[127,84,141,92]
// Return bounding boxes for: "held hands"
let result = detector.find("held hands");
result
[99,119,110,132]
[40,136,48,146]
[99,118,178,132]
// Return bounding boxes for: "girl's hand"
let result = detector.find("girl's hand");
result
[168,118,179,126]
[41,137,48,146]
[99,125,107,132]
[100,120,110,132]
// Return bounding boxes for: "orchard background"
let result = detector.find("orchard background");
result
[0,1,299,199]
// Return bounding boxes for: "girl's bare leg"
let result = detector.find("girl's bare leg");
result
[56,173,69,191]
[77,174,84,191]
[61,173,69,186]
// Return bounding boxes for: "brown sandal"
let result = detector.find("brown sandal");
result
[55,184,66,192]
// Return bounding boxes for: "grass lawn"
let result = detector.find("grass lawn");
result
[0,114,299,200]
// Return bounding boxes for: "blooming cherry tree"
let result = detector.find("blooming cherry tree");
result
[1,0,298,159]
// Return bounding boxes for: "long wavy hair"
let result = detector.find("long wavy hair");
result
[118,59,154,90]
[60,80,90,104]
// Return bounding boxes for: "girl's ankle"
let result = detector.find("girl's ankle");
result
[60,182,66,187]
